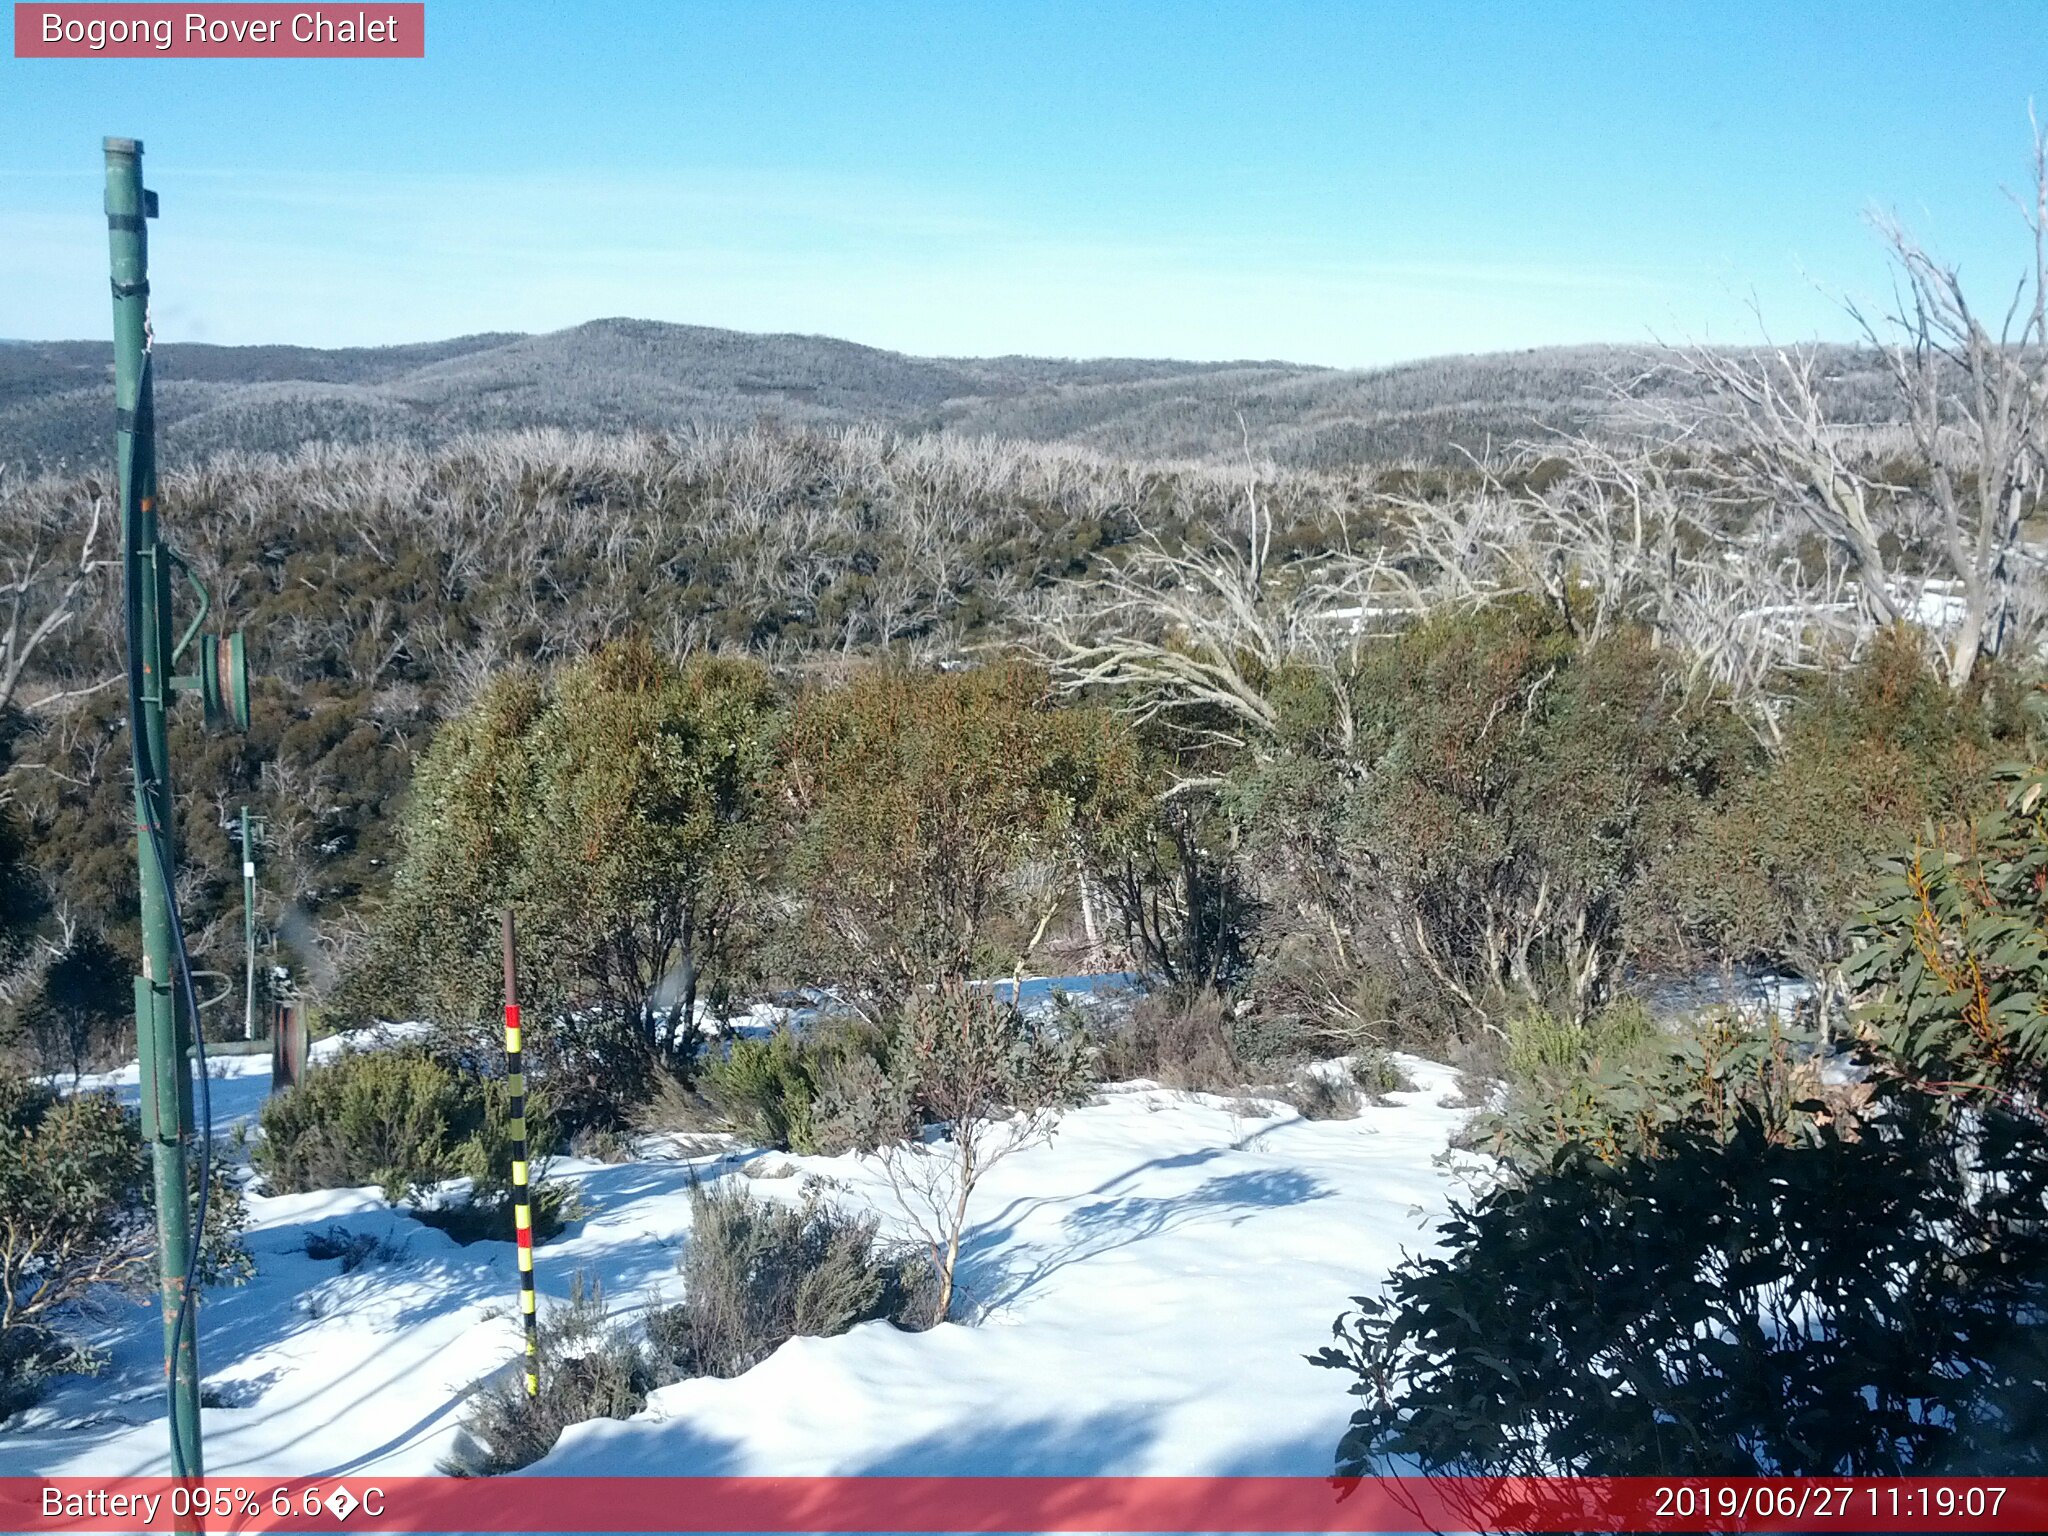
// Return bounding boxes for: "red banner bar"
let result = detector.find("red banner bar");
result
[5,1477,2046,1533]
[13,5,424,58]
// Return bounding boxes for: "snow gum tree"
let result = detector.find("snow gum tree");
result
[349,640,777,1122]
[778,660,1147,1009]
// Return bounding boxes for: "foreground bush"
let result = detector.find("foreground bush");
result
[451,1274,651,1475]
[646,1180,936,1380]
[1316,1089,2048,1475]
[454,1181,933,1475]
[0,1079,145,1422]
[1,1075,249,1422]
[1318,752,2048,1477]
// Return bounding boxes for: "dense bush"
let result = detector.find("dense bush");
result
[1347,605,1736,1027]
[0,1080,151,1374]
[7,679,425,1048]
[1216,603,1742,1048]
[347,642,779,1126]
[646,1180,937,1381]
[1316,1089,2048,1476]
[256,1046,566,1237]
[0,807,41,984]
[779,661,1145,1006]
[1482,1010,1849,1170]
[1091,792,1256,997]
[1501,997,1650,1083]
[1,424,1225,1038]
[1,1074,249,1421]
[1317,752,2048,1478]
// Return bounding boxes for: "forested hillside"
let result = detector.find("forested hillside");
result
[0,320,1906,471]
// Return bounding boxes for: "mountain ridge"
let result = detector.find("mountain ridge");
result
[0,318,1895,470]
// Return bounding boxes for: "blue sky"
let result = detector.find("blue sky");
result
[2,2,2044,364]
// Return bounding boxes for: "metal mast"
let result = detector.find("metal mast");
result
[108,135,251,1481]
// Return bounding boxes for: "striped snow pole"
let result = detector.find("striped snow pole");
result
[502,908,539,1402]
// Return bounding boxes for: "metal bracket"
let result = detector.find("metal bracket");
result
[165,546,211,666]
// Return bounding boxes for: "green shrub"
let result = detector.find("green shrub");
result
[256,1046,568,1238]
[699,1018,895,1155]
[457,1073,562,1210]
[1,1075,249,1422]
[1315,1091,2048,1476]
[1226,603,1742,1045]
[645,1180,937,1382]
[1485,1010,1846,1170]
[5,927,131,1083]
[254,1047,469,1203]
[700,1029,819,1153]
[1503,996,1654,1084]
[628,1066,722,1137]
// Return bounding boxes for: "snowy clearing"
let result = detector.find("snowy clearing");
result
[5,1044,1479,1481]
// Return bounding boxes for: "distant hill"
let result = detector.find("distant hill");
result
[0,319,1900,471]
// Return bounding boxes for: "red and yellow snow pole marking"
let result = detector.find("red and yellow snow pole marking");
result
[502,908,538,1402]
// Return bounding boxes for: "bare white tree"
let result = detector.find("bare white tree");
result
[1381,432,1865,746]
[0,477,114,720]
[1674,120,2048,691]
[1033,452,1398,764]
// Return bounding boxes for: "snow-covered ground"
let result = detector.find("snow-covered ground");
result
[5,1033,1479,1482]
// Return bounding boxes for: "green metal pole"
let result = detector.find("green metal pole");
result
[241,805,257,1042]
[107,135,204,1481]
